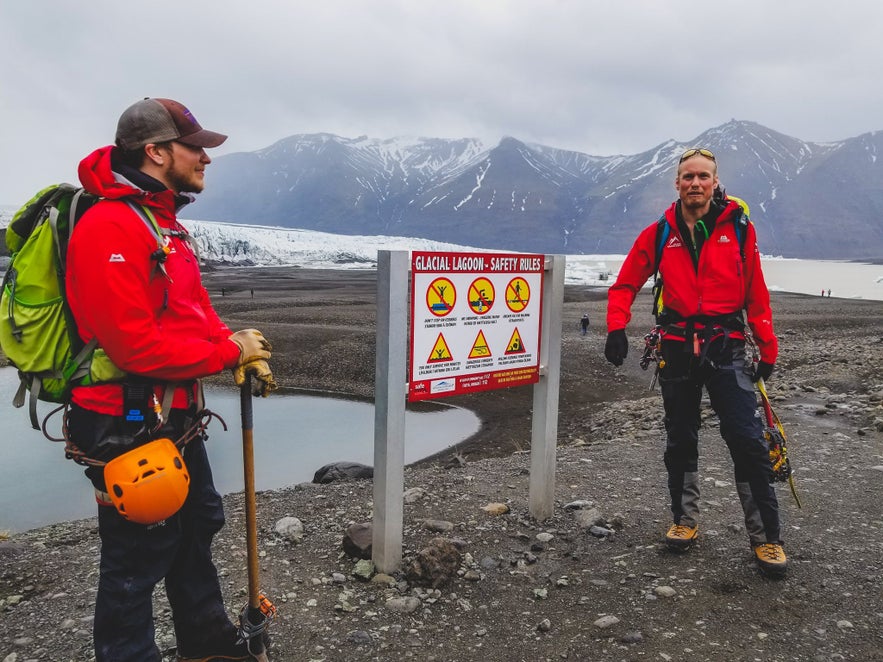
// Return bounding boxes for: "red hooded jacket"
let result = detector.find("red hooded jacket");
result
[66,146,241,415]
[606,200,778,363]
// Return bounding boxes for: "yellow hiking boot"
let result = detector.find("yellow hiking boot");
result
[754,542,788,578]
[665,523,698,551]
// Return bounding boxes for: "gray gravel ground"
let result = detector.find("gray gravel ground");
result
[1,269,881,661]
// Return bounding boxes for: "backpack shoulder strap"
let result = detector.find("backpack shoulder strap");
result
[650,214,669,319]
[123,200,176,281]
[123,200,201,276]
[733,208,750,263]
[653,214,669,277]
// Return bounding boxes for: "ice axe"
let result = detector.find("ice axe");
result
[238,374,275,660]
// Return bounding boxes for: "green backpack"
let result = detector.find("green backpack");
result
[0,184,125,429]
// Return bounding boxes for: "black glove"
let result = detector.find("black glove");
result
[753,360,775,382]
[604,329,628,367]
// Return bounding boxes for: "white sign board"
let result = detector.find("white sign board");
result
[408,251,544,401]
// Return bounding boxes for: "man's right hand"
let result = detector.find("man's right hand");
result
[233,359,278,397]
[604,329,628,366]
[230,329,272,364]
[753,360,775,383]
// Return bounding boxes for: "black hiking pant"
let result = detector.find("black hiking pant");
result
[67,405,238,662]
[657,335,782,544]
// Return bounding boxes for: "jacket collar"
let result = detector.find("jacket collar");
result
[110,148,195,213]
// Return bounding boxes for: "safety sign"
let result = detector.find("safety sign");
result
[426,277,456,317]
[409,251,544,401]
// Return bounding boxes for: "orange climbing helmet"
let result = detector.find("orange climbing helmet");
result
[103,438,190,524]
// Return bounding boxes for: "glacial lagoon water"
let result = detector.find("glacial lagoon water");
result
[0,368,480,533]
[566,256,883,301]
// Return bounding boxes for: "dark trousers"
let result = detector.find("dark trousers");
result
[68,405,236,662]
[658,337,781,542]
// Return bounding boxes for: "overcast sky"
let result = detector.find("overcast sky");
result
[2,1,882,205]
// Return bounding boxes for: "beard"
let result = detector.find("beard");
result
[163,153,205,194]
[166,168,204,194]
[681,192,710,210]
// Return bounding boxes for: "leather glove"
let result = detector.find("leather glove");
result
[230,329,272,364]
[233,359,278,397]
[604,329,629,366]
[753,360,775,383]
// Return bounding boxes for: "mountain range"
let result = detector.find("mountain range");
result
[186,120,883,260]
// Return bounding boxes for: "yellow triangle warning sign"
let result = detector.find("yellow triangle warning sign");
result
[427,333,454,363]
[505,327,527,355]
[468,330,492,359]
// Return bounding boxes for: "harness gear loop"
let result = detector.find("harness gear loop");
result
[656,313,746,370]
[640,325,664,389]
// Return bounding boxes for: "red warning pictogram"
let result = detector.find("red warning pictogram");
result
[505,277,530,312]
[467,277,495,315]
[426,277,456,317]
[426,333,454,363]
[468,330,492,359]
[505,327,527,355]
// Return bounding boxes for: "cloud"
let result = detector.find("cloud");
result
[2,0,883,204]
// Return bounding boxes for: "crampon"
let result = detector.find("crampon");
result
[757,377,802,508]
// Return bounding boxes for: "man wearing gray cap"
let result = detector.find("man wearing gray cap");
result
[65,98,276,661]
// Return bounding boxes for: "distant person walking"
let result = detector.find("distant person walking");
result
[580,313,590,336]
[827,289,831,297]
[604,147,787,578]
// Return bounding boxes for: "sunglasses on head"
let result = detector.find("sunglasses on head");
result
[679,147,716,163]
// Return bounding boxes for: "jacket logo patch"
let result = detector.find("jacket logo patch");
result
[718,235,731,243]
[666,236,682,249]
[109,253,126,262]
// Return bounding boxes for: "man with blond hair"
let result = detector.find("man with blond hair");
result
[604,147,787,578]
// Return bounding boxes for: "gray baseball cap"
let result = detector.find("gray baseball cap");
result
[115,98,227,150]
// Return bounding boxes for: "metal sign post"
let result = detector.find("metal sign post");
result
[372,250,408,573]
[372,250,564,572]
[529,254,564,520]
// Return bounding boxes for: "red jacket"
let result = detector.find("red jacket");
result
[606,200,778,363]
[66,146,241,415]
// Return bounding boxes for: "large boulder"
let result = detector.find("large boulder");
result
[312,461,374,484]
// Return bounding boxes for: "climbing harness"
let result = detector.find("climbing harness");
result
[58,402,227,468]
[639,316,743,389]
